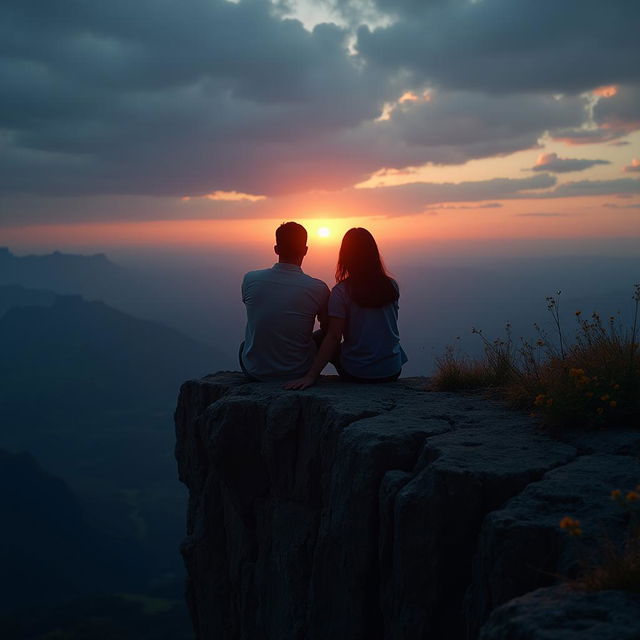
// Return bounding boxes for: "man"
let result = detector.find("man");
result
[240,222,330,381]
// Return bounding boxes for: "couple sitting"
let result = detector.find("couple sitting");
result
[240,222,407,389]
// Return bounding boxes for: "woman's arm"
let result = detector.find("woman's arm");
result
[284,317,345,390]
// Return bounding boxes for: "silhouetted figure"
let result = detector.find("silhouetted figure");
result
[285,227,407,389]
[240,222,330,380]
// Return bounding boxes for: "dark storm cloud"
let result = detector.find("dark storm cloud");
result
[551,85,640,145]
[355,0,640,94]
[529,152,610,174]
[594,85,640,133]
[1,0,637,219]
[0,0,394,197]
[380,91,583,162]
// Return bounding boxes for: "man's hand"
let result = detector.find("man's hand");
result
[284,375,316,390]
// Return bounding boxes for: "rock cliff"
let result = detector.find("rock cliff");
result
[175,373,640,639]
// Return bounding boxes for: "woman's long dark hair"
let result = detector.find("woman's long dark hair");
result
[335,227,399,308]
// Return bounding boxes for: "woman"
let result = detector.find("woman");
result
[285,227,407,389]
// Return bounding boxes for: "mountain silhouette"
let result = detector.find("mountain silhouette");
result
[0,289,222,412]
[0,247,123,294]
[0,286,224,607]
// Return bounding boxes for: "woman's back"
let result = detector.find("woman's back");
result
[329,279,407,379]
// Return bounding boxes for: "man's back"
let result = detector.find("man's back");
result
[241,263,329,380]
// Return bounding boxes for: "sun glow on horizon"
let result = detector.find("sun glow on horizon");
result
[317,226,331,237]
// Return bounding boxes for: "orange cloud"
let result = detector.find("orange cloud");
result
[399,91,419,103]
[593,85,618,98]
[183,190,267,203]
[534,152,556,167]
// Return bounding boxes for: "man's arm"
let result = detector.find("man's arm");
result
[284,316,345,390]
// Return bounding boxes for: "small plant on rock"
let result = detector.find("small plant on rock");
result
[434,285,640,428]
[560,485,640,593]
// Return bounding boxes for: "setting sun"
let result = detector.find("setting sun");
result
[317,226,330,238]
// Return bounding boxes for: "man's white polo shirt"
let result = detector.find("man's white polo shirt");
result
[241,262,330,380]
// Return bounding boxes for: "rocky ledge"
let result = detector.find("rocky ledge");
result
[174,372,640,639]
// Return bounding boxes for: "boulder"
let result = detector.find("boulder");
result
[479,586,640,640]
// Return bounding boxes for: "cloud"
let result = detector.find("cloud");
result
[514,212,569,218]
[623,159,640,173]
[0,0,395,197]
[424,203,503,211]
[527,178,640,199]
[5,173,640,226]
[0,0,637,223]
[529,152,610,174]
[593,85,640,136]
[379,90,582,161]
[1,174,554,224]
[550,128,629,146]
[603,202,640,209]
[355,0,640,94]
[552,84,640,145]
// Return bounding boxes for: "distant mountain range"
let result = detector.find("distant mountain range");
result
[0,252,227,633]
[0,246,124,293]
[0,285,220,414]
[0,246,238,366]
[0,283,223,617]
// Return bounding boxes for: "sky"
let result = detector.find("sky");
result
[1,0,639,256]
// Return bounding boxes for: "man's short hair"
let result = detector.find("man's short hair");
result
[275,222,307,259]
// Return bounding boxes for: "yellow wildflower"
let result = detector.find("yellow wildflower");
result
[611,489,622,500]
[600,394,610,401]
[559,516,582,536]
[626,491,639,502]
[569,368,585,377]
[534,393,546,407]
[609,400,617,408]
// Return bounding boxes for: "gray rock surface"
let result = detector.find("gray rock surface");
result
[479,586,640,640]
[174,372,639,640]
[467,454,640,637]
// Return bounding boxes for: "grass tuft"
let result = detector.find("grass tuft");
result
[434,285,640,428]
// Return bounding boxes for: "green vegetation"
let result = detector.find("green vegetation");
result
[434,285,640,428]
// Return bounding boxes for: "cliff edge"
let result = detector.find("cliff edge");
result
[175,372,640,639]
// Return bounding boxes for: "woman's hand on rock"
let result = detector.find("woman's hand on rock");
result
[284,375,316,390]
